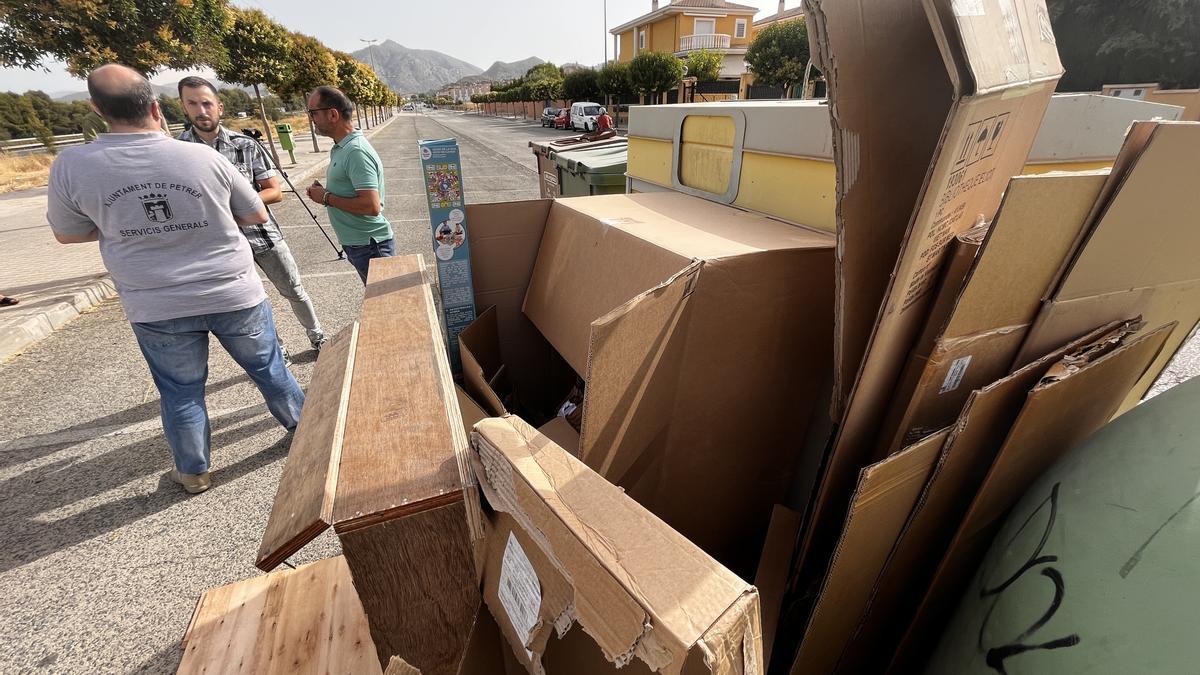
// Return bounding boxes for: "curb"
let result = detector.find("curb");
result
[0,275,117,362]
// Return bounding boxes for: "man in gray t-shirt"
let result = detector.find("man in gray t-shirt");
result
[46,64,305,495]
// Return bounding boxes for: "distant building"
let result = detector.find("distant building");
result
[439,80,492,103]
[1101,83,1200,121]
[609,0,758,79]
[752,1,804,35]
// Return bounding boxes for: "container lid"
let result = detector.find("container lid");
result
[556,145,628,174]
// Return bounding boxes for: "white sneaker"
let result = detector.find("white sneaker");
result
[169,469,212,494]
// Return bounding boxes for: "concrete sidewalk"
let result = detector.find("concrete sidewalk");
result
[0,117,397,363]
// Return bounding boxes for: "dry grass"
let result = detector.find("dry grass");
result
[224,113,311,136]
[0,153,54,193]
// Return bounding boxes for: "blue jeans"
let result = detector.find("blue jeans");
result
[343,238,396,284]
[130,300,305,475]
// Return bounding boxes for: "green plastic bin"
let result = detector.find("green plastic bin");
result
[553,145,628,197]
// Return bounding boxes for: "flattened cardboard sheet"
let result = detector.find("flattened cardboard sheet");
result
[890,323,1173,671]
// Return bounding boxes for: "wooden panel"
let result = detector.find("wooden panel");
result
[334,255,468,529]
[340,500,481,675]
[178,556,381,675]
[256,322,358,571]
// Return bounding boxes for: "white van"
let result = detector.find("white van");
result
[570,102,603,131]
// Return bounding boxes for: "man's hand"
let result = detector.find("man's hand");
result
[306,180,327,205]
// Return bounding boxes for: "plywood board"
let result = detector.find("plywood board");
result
[889,323,1173,671]
[334,255,468,530]
[179,556,381,675]
[256,322,358,571]
[341,501,481,675]
[790,428,948,675]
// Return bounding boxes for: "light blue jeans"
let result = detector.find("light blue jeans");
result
[130,300,305,475]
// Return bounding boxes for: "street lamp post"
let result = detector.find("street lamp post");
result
[360,38,379,129]
[604,0,608,65]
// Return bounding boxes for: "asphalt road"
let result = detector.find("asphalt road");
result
[0,111,565,673]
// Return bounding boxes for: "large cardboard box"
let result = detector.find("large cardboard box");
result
[459,192,835,576]
[470,415,763,674]
[797,0,1064,589]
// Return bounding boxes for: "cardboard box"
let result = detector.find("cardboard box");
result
[874,170,1109,455]
[890,322,1173,670]
[470,415,763,674]
[460,192,835,575]
[256,256,483,675]
[797,0,1064,592]
[1017,121,1200,413]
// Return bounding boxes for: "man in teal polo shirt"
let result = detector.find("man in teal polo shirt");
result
[304,86,394,283]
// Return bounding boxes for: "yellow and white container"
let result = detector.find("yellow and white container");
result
[626,94,1183,233]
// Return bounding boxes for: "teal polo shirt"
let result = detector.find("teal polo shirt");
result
[325,130,392,246]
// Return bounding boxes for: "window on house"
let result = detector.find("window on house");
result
[1134,89,1144,96]
[735,19,747,38]
[638,30,646,50]
[694,18,716,35]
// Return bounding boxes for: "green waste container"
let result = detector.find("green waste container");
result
[275,123,296,163]
[529,136,626,198]
[554,144,628,197]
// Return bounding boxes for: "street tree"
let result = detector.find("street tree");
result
[745,18,809,98]
[629,51,684,104]
[598,61,633,100]
[214,7,291,165]
[563,68,601,102]
[277,31,337,150]
[0,0,229,76]
[1047,0,1200,90]
[684,49,723,82]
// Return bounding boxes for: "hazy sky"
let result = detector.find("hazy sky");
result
[0,0,794,94]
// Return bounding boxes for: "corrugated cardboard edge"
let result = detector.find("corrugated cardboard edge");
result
[384,656,422,675]
[471,415,761,674]
[421,256,484,544]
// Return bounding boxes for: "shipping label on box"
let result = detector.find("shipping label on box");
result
[419,138,477,373]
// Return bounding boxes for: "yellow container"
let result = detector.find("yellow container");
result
[626,94,1184,233]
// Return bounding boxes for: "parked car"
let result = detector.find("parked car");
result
[570,101,603,131]
[402,104,415,112]
[554,108,571,130]
[541,106,559,127]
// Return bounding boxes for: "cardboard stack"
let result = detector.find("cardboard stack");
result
[177,1,1200,672]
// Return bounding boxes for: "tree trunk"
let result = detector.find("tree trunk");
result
[309,113,320,152]
[253,84,282,169]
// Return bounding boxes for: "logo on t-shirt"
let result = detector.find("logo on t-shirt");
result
[140,193,174,223]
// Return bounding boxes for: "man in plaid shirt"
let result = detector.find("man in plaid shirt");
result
[177,76,327,352]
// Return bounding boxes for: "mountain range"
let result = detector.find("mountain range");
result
[350,40,543,93]
[49,42,547,100]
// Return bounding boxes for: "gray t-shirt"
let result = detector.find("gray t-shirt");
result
[47,132,267,323]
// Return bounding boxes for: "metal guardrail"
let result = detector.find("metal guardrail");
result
[1,124,187,155]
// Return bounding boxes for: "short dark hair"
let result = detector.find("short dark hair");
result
[87,69,155,124]
[178,76,219,99]
[311,86,355,119]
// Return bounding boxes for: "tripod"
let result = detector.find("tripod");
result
[241,128,344,260]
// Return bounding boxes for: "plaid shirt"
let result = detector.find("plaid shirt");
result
[178,125,282,253]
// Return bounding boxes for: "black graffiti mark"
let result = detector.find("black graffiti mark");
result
[984,634,1082,675]
[976,482,1081,673]
[1119,489,1200,578]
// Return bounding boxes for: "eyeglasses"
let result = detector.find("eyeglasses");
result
[307,107,334,116]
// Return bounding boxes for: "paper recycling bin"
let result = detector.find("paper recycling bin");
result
[554,144,628,197]
[529,136,626,198]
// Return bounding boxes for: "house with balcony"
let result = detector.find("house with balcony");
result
[610,0,759,80]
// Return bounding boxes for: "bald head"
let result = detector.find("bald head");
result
[87,64,156,124]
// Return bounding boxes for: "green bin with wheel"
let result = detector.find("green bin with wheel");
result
[553,144,628,197]
[275,123,295,163]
